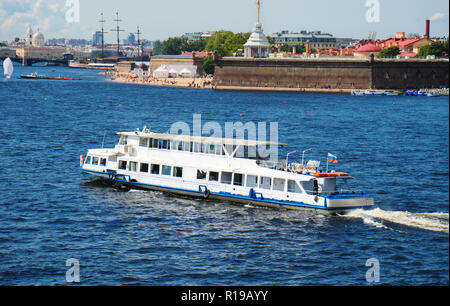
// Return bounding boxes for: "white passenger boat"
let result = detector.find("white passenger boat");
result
[351,89,402,96]
[80,128,374,214]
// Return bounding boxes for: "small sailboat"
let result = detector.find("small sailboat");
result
[3,57,14,80]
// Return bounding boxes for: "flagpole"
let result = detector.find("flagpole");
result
[326,156,329,173]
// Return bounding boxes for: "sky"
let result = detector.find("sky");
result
[0,0,449,42]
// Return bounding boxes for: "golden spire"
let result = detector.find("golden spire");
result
[257,0,261,24]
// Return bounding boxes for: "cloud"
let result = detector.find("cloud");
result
[429,12,446,21]
[0,0,69,39]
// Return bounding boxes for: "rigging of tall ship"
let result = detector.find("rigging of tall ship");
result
[80,127,374,214]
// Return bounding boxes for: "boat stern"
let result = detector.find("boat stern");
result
[324,193,374,212]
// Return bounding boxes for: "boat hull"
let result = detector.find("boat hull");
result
[83,169,374,215]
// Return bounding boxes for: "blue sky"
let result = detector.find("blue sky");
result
[0,0,448,42]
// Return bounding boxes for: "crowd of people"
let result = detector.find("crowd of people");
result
[101,71,215,89]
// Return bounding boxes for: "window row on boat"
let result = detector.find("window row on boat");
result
[127,136,269,159]
[85,156,106,167]
[116,159,310,194]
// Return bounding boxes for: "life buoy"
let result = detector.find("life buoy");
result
[203,189,211,199]
[80,155,84,166]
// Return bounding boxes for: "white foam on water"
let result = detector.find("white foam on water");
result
[344,208,449,233]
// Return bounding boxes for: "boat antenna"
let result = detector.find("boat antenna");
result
[101,131,107,148]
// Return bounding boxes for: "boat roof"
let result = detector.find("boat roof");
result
[117,131,288,147]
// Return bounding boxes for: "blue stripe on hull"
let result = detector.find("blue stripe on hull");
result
[81,168,368,213]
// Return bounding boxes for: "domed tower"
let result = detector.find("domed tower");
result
[244,0,271,58]
[26,25,33,45]
[32,28,45,46]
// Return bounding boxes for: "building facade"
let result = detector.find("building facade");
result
[272,30,337,49]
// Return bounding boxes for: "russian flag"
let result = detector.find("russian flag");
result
[328,153,339,164]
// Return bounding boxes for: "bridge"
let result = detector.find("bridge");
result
[0,56,69,66]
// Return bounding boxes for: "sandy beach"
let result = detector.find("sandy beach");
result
[102,71,214,89]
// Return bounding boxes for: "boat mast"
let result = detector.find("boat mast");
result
[135,26,142,57]
[98,12,108,58]
[111,11,124,57]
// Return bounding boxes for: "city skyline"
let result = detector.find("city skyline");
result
[0,0,449,43]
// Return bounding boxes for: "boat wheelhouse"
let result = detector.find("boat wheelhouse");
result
[80,128,374,214]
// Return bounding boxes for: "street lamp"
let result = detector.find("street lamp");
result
[286,150,299,170]
[301,148,313,167]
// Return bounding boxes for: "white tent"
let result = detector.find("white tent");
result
[179,67,194,78]
[168,69,178,78]
[153,65,169,78]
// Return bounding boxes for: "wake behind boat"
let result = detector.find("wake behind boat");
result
[80,127,374,215]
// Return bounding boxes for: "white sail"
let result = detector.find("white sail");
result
[3,57,14,79]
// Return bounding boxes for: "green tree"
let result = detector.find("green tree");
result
[203,56,215,75]
[377,46,401,58]
[0,42,6,47]
[205,31,250,56]
[417,41,447,57]
[161,37,189,55]
[185,38,209,52]
[279,44,291,53]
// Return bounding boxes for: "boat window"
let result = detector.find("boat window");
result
[128,161,138,172]
[119,136,128,145]
[300,180,314,195]
[215,145,223,155]
[92,157,99,165]
[209,171,219,182]
[162,165,172,176]
[139,138,148,147]
[221,172,232,184]
[287,180,302,194]
[233,173,244,186]
[119,160,127,170]
[208,144,215,154]
[273,178,285,191]
[197,170,207,180]
[159,139,169,150]
[148,138,153,148]
[85,156,91,164]
[183,141,190,151]
[150,138,159,149]
[259,177,272,189]
[173,167,183,178]
[140,163,149,173]
[177,141,183,151]
[193,142,201,153]
[246,175,258,188]
[100,158,107,167]
[151,164,160,175]
[189,142,194,152]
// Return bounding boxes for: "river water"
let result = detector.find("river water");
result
[0,63,448,286]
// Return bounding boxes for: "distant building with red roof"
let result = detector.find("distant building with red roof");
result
[354,42,382,58]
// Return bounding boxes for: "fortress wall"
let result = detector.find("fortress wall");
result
[214,57,449,91]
